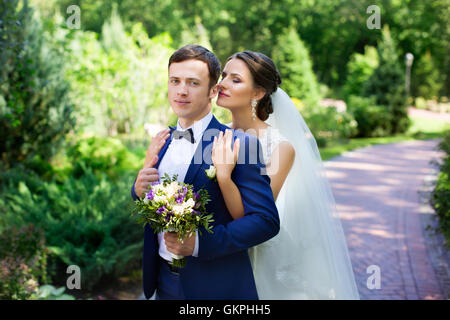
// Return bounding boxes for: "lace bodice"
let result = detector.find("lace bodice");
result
[258,126,290,164]
[227,124,289,164]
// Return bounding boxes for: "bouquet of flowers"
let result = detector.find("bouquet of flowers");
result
[133,173,214,268]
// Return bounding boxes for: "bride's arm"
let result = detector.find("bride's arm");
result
[266,141,295,200]
[212,130,245,220]
[217,175,245,219]
[212,132,295,219]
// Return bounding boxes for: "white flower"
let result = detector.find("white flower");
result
[152,184,164,193]
[153,194,166,203]
[165,181,180,198]
[172,204,185,216]
[183,198,195,210]
[143,198,149,204]
[205,165,217,180]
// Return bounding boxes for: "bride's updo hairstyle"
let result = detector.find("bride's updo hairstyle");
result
[227,51,281,121]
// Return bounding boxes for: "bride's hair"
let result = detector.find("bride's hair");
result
[227,51,281,121]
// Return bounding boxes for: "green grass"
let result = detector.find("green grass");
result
[320,116,450,161]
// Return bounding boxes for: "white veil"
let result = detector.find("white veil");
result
[249,88,360,299]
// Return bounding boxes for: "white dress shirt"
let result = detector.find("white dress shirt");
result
[157,111,213,262]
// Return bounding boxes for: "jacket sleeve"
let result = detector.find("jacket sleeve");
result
[131,178,139,201]
[197,133,280,260]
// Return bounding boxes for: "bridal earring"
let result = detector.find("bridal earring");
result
[251,99,257,121]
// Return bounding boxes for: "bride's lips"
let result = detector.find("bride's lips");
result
[218,92,230,97]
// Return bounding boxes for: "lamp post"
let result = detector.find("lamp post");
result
[405,53,414,98]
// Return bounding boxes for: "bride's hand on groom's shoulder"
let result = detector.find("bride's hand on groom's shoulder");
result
[211,129,240,181]
[135,155,159,198]
[144,128,170,168]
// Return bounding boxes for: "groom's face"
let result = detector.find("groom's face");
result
[168,59,216,124]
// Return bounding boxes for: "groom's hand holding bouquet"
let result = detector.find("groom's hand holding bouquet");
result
[132,172,214,268]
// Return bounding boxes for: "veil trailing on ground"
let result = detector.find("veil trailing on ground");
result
[249,87,360,299]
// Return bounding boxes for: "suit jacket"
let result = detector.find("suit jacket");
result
[131,115,279,299]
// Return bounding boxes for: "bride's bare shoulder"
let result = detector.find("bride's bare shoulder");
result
[275,140,295,159]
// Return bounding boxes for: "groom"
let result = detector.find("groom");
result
[131,45,279,299]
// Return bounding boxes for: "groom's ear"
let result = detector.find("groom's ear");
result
[208,84,219,100]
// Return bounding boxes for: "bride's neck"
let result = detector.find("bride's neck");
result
[230,109,269,138]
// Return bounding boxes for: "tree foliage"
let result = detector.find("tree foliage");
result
[58,11,174,136]
[0,0,75,169]
[43,0,449,97]
[343,46,379,100]
[412,51,443,100]
[272,27,321,106]
[363,26,410,134]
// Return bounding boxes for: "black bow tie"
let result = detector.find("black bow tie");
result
[172,128,195,144]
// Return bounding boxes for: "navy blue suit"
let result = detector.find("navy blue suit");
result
[131,116,279,299]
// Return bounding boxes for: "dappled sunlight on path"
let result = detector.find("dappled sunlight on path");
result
[324,139,446,299]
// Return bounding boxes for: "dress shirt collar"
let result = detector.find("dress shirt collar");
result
[176,111,213,144]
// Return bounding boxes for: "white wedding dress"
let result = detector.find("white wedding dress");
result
[246,88,360,300]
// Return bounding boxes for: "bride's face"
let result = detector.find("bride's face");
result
[216,58,260,111]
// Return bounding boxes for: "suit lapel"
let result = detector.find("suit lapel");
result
[183,116,223,185]
[155,126,175,169]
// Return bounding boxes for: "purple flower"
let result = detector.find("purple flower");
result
[177,186,188,198]
[151,181,160,186]
[156,206,166,215]
[165,212,174,222]
[176,195,184,204]
[146,189,155,200]
[193,192,200,201]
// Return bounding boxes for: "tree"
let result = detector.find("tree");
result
[412,51,443,100]
[343,46,379,100]
[272,27,321,107]
[0,0,75,170]
[63,11,174,136]
[363,25,410,134]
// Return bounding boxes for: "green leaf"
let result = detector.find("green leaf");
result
[51,286,66,296]
[37,285,54,298]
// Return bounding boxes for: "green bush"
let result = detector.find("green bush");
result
[0,256,39,300]
[0,167,142,292]
[0,0,75,170]
[0,224,48,300]
[307,108,357,140]
[294,98,357,147]
[346,95,392,138]
[414,97,428,110]
[66,136,142,180]
[431,130,450,244]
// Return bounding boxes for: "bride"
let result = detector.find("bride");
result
[146,50,360,299]
[211,51,359,300]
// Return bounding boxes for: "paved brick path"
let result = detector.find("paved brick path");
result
[324,138,446,299]
[407,107,450,122]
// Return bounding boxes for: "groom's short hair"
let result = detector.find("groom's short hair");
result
[169,45,221,90]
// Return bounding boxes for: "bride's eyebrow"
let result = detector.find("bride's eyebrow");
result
[221,71,241,78]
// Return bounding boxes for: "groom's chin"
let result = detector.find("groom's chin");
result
[172,111,193,121]
[170,106,190,118]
